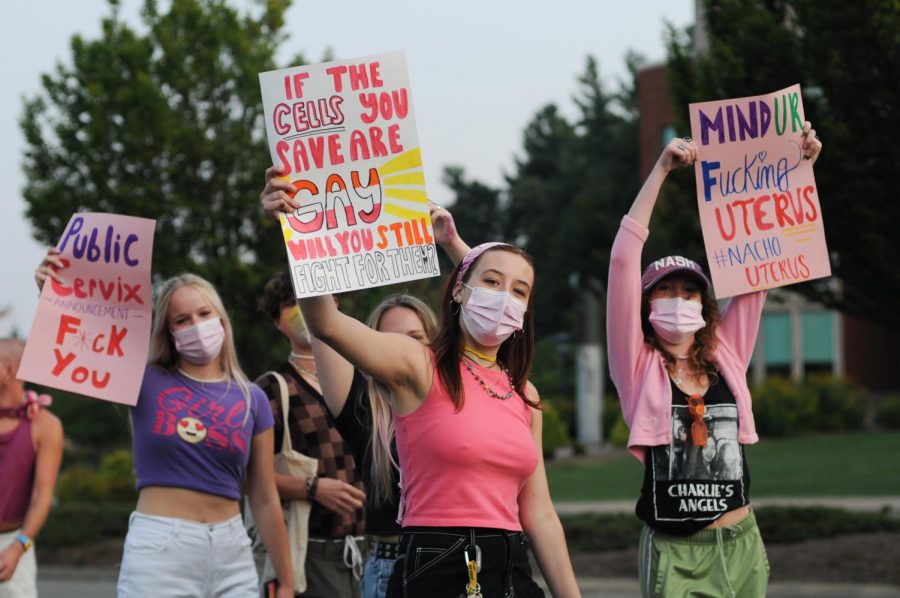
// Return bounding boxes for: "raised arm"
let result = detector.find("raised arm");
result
[430,202,471,265]
[299,295,431,415]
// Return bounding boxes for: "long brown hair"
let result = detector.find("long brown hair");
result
[365,294,438,506]
[432,245,539,411]
[640,281,721,385]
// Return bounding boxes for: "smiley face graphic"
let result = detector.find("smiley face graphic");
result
[177,417,207,444]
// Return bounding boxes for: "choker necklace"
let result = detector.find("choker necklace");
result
[178,368,227,383]
[462,359,515,400]
[463,346,497,364]
[289,351,315,361]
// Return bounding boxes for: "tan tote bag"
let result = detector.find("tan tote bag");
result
[262,370,319,594]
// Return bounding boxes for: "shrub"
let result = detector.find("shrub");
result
[541,398,573,458]
[803,374,865,432]
[56,465,108,503]
[608,414,630,448]
[41,503,133,548]
[751,377,810,437]
[876,394,900,429]
[752,374,865,437]
[98,449,138,503]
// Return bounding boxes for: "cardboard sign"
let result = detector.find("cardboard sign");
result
[689,84,830,298]
[18,213,155,405]
[259,51,440,298]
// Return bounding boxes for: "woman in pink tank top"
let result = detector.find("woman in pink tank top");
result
[297,242,581,598]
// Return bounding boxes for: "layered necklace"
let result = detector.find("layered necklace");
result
[462,349,515,400]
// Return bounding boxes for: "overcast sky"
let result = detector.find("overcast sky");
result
[0,0,694,337]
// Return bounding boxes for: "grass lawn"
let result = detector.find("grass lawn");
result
[546,431,900,501]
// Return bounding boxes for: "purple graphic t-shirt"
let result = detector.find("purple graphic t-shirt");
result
[132,365,274,500]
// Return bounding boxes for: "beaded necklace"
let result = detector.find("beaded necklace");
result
[461,357,515,400]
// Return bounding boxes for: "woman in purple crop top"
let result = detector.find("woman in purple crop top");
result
[35,262,295,598]
[607,124,822,597]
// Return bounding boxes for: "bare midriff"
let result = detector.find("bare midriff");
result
[136,486,239,523]
[705,505,751,529]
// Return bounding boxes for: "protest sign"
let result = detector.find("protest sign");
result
[18,213,155,406]
[689,84,830,298]
[259,51,440,298]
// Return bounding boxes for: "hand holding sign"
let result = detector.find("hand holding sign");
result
[259,51,440,298]
[689,84,830,298]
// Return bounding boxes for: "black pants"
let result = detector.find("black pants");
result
[386,527,545,598]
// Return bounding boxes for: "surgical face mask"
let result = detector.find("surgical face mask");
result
[460,284,527,347]
[281,304,311,345]
[172,317,226,364]
[648,297,706,345]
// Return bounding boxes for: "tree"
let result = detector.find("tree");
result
[667,0,900,330]
[20,0,296,375]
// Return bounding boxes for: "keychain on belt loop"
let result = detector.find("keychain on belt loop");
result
[464,546,483,598]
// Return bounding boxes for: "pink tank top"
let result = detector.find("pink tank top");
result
[395,359,538,530]
[0,419,36,524]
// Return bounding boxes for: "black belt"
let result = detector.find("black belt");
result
[372,539,401,560]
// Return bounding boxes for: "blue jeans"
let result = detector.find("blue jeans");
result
[361,553,396,598]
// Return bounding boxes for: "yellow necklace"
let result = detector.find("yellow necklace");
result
[463,346,497,364]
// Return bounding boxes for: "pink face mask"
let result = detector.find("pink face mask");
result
[461,284,527,347]
[648,297,706,344]
[172,318,226,365]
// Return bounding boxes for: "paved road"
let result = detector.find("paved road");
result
[35,496,900,597]
[37,567,900,598]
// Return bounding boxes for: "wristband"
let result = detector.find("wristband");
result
[306,475,319,501]
[14,533,33,552]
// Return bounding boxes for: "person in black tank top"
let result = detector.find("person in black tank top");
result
[609,128,822,597]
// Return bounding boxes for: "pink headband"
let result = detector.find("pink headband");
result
[456,242,512,285]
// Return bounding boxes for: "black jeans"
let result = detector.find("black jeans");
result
[386,527,545,598]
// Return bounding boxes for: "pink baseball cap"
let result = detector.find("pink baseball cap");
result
[641,255,711,291]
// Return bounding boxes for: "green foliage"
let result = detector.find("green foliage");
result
[37,386,132,449]
[98,448,138,502]
[40,503,133,548]
[56,449,137,503]
[608,414,630,448]
[754,506,900,544]
[667,0,900,331]
[56,465,108,503]
[876,394,900,430]
[752,374,865,437]
[20,0,297,376]
[541,399,573,458]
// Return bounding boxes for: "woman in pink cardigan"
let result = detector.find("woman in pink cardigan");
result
[607,125,821,597]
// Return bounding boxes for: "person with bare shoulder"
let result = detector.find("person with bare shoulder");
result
[0,338,63,598]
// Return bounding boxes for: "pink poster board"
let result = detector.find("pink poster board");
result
[259,51,440,298]
[689,84,831,298]
[17,213,155,406]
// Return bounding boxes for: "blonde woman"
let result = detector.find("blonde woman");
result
[35,258,294,598]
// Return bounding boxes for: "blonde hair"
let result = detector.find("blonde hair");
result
[364,293,438,506]
[148,273,253,425]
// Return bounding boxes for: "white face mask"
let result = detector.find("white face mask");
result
[171,318,226,364]
[460,284,527,347]
[648,297,706,345]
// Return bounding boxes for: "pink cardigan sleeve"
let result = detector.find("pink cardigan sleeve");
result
[717,290,767,369]
[606,216,649,422]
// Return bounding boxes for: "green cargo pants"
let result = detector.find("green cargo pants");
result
[638,510,769,598]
